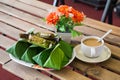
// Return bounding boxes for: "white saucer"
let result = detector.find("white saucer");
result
[74,45,111,63]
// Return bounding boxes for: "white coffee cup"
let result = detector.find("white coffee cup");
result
[81,36,104,58]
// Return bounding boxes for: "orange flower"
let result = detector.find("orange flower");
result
[46,12,59,25]
[57,5,70,17]
[57,5,84,22]
[45,5,85,37]
[72,11,85,23]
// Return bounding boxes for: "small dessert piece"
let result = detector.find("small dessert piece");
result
[19,32,57,48]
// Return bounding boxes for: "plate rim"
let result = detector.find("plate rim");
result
[9,51,76,70]
[74,44,111,63]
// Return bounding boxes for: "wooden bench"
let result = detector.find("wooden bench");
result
[0,0,120,80]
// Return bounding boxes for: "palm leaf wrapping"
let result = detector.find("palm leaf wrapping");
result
[6,31,73,70]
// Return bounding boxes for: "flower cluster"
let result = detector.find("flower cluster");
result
[46,5,85,37]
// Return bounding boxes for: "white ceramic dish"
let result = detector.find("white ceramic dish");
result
[74,45,111,63]
[9,51,76,70]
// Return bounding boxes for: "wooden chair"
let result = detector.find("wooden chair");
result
[53,0,65,6]
[101,0,118,24]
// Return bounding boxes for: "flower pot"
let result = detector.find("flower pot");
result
[57,32,71,43]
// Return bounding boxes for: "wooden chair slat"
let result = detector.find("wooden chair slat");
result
[0,3,54,31]
[3,61,54,80]
[0,35,16,49]
[71,59,120,80]
[99,58,120,74]
[75,26,120,46]
[0,49,10,64]
[83,18,120,36]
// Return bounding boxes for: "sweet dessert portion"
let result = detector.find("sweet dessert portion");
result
[6,30,74,70]
[19,32,58,48]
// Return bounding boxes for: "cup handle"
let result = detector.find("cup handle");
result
[91,48,95,57]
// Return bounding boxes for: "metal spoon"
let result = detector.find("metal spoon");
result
[97,29,112,42]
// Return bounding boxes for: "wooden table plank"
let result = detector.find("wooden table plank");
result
[71,59,120,80]
[0,21,23,40]
[0,49,10,64]
[0,0,47,17]
[105,43,120,59]
[75,26,120,46]
[18,0,56,11]
[83,18,120,36]
[99,58,120,74]
[0,12,52,34]
[47,68,91,80]
[3,61,54,80]
[0,3,54,31]
[0,35,16,49]
[86,66,120,80]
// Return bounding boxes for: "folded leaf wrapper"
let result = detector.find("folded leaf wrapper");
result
[33,40,73,70]
[6,40,31,59]
[21,45,44,63]
[59,40,73,59]
[6,38,73,70]
[43,44,64,70]
[33,47,54,67]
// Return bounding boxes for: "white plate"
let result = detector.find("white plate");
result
[9,51,76,70]
[74,45,111,63]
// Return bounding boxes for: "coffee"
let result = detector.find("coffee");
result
[83,38,102,46]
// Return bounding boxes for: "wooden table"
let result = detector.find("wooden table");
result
[0,0,120,80]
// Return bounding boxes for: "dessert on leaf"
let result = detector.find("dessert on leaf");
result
[6,29,74,70]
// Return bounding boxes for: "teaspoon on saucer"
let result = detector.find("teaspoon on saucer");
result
[97,29,112,42]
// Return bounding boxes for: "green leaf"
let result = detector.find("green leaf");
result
[43,44,64,70]
[42,18,46,22]
[33,47,53,66]
[6,40,31,59]
[59,25,66,32]
[71,30,82,37]
[57,15,73,33]
[59,40,73,59]
[61,55,69,67]
[74,23,83,26]
[26,28,35,34]
[21,45,44,63]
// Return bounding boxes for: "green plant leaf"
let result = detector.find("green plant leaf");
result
[57,15,73,33]
[33,47,54,66]
[21,45,44,63]
[59,25,66,32]
[74,23,83,26]
[6,40,31,59]
[26,28,35,34]
[43,44,64,70]
[71,30,82,37]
